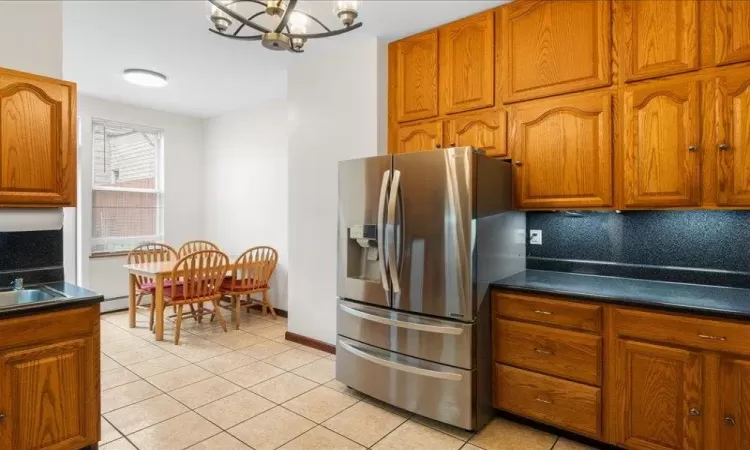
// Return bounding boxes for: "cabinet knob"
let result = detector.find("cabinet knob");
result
[449,142,456,147]
[719,143,730,151]
[0,413,5,420]
[725,416,736,426]
[689,408,701,416]
[435,144,442,149]
[688,145,699,152]
[514,161,523,167]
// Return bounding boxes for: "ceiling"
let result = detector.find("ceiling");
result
[63,0,506,118]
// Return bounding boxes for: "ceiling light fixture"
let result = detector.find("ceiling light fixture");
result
[123,69,168,88]
[206,0,362,53]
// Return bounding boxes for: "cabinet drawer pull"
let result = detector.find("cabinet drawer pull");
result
[698,334,726,341]
[719,143,730,151]
[534,348,553,355]
[514,161,523,167]
[725,416,736,426]
[689,408,701,416]
[533,310,553,316]
[535,397,553,405]
[688,145,698,152]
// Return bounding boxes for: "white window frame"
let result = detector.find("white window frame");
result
[90,118,165,256]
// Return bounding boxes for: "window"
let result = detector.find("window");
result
[91,120,163,255]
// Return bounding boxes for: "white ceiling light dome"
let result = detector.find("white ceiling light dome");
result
[123,69,169,88]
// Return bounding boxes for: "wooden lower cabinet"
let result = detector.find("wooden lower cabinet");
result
[719,357,750,449]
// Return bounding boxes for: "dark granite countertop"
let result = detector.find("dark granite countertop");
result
[492,270,750,320]
[0,282,103,318]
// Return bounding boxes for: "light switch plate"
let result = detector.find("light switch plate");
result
[530,230,542,245]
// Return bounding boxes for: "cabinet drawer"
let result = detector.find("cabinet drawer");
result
[494,364,601,438]
[493,291,602,332]
[614,308,750,357]
[495,319,602,386]
[0,306,98,352]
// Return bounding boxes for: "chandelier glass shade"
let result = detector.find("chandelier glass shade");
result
[206,0,362,53]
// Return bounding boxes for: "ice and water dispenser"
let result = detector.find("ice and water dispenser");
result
[347,224,381,282]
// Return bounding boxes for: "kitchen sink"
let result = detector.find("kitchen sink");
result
[0,288,65,308]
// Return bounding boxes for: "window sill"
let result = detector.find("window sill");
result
[89,251,130,259]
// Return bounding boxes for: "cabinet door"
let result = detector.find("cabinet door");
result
[715,70,750,206]
[719,357,750,449]
[715,0,750,66]
[619,0,699,82]
[396,121,443,154]
[393,31,439,123]
[0,338,98,450]
[622,80,701,207]
[614,339,703,450]
[501,0,611,103]
[444,109,507,157]
[439,11,494,114]
[509,92,612,209]
[0,69,76,207]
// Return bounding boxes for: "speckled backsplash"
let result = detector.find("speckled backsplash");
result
[526,211,750,288]
[0,230,64,286]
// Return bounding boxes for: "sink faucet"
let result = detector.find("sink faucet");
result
[10,278,23,291]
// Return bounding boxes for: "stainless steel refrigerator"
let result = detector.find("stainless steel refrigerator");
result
[336,147,525,431]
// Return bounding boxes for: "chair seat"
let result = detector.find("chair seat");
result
[220,276,268,292]
[164,286,220,303]
[140,279,182,293]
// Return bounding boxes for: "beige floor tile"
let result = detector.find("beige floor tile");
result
[101,380,162,413]
[250,372,318,403]
[262,315,287,325]
[108,344,170,366]
[168,376,242,409]
[101,322,134,344]
[250,324,287,339]
[326,354,336,361]
[373,420,464,450]
[221,360,285,388]
[363,396,413,418]
[104,394,188,435]
[412,415,474,441]
[127,353,191,378]
[102,335,150,356]
[324,379,365,399]
[157,334,233,363]
[297,346,332,358]
[283,386,358,423]
[196,389,275,429]
[100,437,138,450]
[272,336,303,348]
[461,445,483,450]
[469,418,557,450]
[146,364,214,392]
[292,358,336,384]
[124,323,180,340]
[100,417,122,444]
[264,349,321,371]
[228,406,315,450]
[239,318,274,332]
[238,339,290,359]
[196,351,255,374]
[280,426,365,450]
[101,366,140,391]
[128,411,221,450]
[187,432,252,450]
[322,401,407,447]
[205,330,265,350]
[553,438,596,450]
[101,354,122,372]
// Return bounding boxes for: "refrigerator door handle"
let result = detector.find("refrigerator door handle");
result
[339,339,464,381]
[377,170,390,293]
[386,170,401,293]
[339,303,464,335]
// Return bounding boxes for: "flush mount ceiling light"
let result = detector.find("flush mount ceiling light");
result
[123,69,168,88]
[206,0,362,53]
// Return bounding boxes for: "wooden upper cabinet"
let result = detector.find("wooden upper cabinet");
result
[500,0,611,103]
[715,70,750,206]
[439,11,494,115]
[622,80,701,208]
[720,357,750,449]
[0,68,76,207]
[509,91,612,209]
[392,31,439,123]
[613,339,703,450]
[715,0,750,66]
[396,121,443,154]
[444,109,507,157]
[618,0,699,82]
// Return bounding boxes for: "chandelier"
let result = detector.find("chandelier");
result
[206,0,362,53]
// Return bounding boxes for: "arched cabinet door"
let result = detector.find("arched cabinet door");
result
[0,68,76,207]
[444,109,507,158]
[396,121,443,154]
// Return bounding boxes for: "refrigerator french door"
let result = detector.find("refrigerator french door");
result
[336,147,524,431]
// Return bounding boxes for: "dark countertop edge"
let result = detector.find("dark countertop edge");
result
[0,295,104,320]
[490,281,750,321]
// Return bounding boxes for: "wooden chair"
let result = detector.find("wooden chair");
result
[219,246,278,330]
[161,250,229,344]
[127,243,178,318]
[178,240,220,257]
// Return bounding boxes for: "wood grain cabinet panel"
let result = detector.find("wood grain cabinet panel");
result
[501,0,611,103]
[613,339,703,450]
[0,68,76,207]
[618,0,699,82]
[393,31,439,123]
[493,291,603,332]
[715,0,750,66]
[439,11,494,114]
[715,70,750,206]
[509,91,613,209]
[443,109,506,157]
[622,80,701,208]
[719,357,750,450]
[395,121,443,154]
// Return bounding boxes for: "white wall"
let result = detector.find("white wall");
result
[77,95,205,298]
[287,37,387,344]
[203,101,289,310]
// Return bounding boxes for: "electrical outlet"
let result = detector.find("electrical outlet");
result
[530,230,542,245]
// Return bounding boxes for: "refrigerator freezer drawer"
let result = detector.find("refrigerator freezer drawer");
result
[337,299,474,369]
[336,336,476,430]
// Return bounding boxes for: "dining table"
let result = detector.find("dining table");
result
[123,256,240,341]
